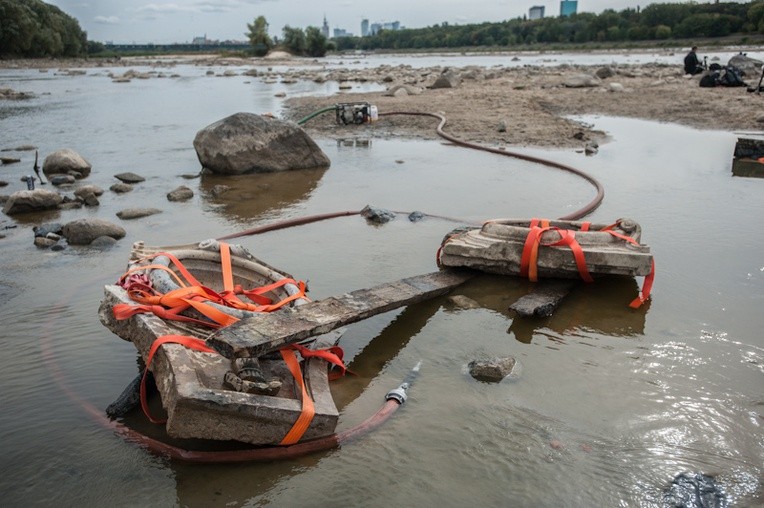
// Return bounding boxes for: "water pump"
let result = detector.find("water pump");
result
[335,102,378,125]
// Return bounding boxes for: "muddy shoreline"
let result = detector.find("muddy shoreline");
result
[2,52,764,148]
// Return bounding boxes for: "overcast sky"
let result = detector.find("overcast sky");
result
[46,1,737,44]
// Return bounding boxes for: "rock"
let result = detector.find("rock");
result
[447,294,480,309]
[608,82,625,92]
[42,149,91,179]
[757,115,764,124]
[116,207,162,220]
[468,356,517,382]
[90,236,118,248]
[727,53,764,78]
[73,185,104,198]
[408,211,425,222]
[360,205,395,224]
[51,243,66,251]
[2,189,63,215]
[0,157,21,164]
[595,66,616,79]
[32,222,64,236]
[62,218,126,245]
[1,144,36,151]
[50,175,76,186]
[167,185,194,202]
[81,192,100,207]
[563,74,600,88]
[34,237,58,249]
[210,185,231,197]
[193,112,330,175]
[663,472,726,508]
[585,142,599,155]
[498,119,508,132]
[114,172,145,183]
[110,182,134,193]
[0,181,8,187]
[430,69,461,89]
[384,85,416,98]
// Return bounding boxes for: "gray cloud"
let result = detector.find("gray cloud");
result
[94,15,120,24]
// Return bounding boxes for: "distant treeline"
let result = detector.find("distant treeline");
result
[0,0,90,57]
[334,1,764,50]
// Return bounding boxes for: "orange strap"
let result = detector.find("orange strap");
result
[140,334,216,423]
[540,228,593,283]
[278,349,316,445]
[278,343,352,445]
[114,242,307,327]
[629,258,655,309]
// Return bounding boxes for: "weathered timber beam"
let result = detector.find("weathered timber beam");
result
[207,269,474,359]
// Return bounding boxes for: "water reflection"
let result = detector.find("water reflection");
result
[198,167,327,223]
[508,276,648,344]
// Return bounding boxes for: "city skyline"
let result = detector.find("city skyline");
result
[44,0,740,44]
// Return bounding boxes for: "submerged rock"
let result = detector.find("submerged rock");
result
[468,356,517,382]
[117,207,162,220]
[662,472,727,508]
[361,205,395,224]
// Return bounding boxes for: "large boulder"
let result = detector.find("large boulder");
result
[42,149,92,179]
[193,113,330,175]
[62,218,126,245]
[563,74,601,88]
[2,189,63,215]
[727,53,764,78]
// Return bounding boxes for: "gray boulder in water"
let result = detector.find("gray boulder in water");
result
[42,149,92,179]
[193,112,330,175]
[727,53,763,78]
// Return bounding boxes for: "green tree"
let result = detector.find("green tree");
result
[282,25,306,55]
[304,26,328,57]
[246,15,272,56]
[0,0,86,57]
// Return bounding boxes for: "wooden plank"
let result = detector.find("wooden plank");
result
[508,279,577,317]
[206,269,473,359]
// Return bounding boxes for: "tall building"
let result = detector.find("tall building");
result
[560,0,577,17]
[529,5,545,19]
[361,19,370,37]
[322,15,330,38]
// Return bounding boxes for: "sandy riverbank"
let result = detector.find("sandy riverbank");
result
[3,52,764,148]
[283,60,764,149]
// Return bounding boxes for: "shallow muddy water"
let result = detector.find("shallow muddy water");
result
[0,58,762,507]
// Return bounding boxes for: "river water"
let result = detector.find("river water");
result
[0,53,762,507]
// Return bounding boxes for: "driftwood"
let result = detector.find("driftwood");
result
[207,269,474,359]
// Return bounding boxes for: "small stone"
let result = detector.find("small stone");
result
[408,211,425,222]
[447,295,480,310]
[167,185,194,202]
[114,172,145,183]
[33,222,63,238]
[360,205,395,224]
[497,120,508,132]
[550,440,564,450]
[110,182,134,193]
[468,356,517,382]
[210,185,231,197]
[116,207,162,220]
[50,175,76,186]
[34,237,57,249]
